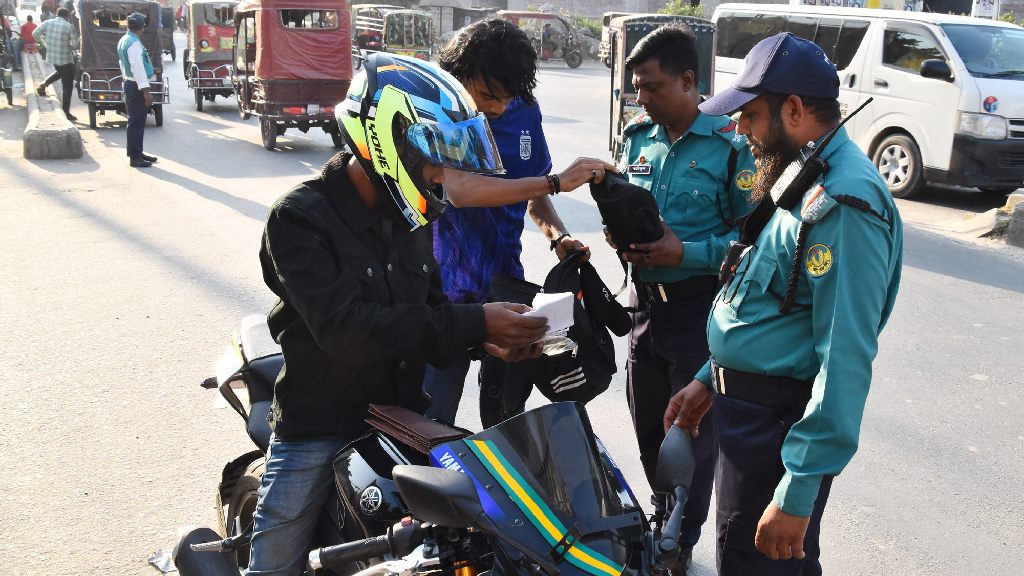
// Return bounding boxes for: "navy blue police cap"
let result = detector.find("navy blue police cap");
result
[699,32,839,117]
[127,12,146,28]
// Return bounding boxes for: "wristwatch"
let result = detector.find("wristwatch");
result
[550,232,571,251]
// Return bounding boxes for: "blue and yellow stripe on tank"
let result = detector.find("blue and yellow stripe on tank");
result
[466,439,625,576]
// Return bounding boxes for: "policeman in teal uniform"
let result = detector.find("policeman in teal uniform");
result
[608,25,755,575]
[665,33,903,575]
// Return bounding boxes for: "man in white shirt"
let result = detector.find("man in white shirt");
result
[117,13,157,168]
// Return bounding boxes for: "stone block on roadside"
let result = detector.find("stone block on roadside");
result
[1007,193,1024,211]
[1007,203,1024,248]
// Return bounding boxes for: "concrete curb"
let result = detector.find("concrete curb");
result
[23,52,83,160]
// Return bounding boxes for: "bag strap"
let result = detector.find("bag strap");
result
[716,146,740,227]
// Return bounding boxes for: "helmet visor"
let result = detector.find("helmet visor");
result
[406,113,505,175]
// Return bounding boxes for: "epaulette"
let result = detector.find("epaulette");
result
[621,113,654,138]
[711,117,748,150]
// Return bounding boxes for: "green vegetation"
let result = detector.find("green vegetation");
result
[658,1,708,18]
[998,12,1023,26]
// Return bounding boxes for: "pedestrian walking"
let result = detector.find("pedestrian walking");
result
[605,25,756,576]
[33,7,78,121]
[117,12,157,167]
[665,32,904,575]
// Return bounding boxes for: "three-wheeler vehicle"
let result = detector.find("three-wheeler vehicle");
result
[232,0,351,150]
[496,10,583,68]
[160,4,175,59]
[599,11,634,68]
[607,14,715,161]
[183,0,237,111]
[76,0,169,128]
[350,4,432,70]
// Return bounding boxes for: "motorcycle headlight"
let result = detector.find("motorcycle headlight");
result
[957,112,1007,140]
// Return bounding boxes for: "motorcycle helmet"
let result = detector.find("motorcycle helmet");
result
[338,53,505,231]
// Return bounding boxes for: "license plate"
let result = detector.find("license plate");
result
[307,104,320,115]
[222,77,232,87]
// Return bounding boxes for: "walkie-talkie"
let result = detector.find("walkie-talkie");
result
[770,97,874,211]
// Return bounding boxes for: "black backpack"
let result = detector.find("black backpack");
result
[489,251,630,404]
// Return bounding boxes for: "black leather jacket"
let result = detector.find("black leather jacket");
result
[259,154,486,439]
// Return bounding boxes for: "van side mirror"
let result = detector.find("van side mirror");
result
[920,59,953,82]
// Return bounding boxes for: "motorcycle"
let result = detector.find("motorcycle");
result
[173,315,696,576]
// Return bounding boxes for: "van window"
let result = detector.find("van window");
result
[716,12,869,71]
[882,24,946,74]
[942,24,1024,77]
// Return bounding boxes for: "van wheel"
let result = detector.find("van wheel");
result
[873,134,923,199]
[226,458,265,570]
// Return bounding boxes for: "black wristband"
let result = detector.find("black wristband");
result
[546,173,561,195]
[550,232,571,251]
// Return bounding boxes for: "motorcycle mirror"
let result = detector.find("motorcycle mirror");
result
[392,465,484,528]
[653,425,696,495]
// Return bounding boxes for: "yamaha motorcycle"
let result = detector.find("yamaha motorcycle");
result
[173,315,696,576]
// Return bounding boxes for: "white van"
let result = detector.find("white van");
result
[712,4,1024,198]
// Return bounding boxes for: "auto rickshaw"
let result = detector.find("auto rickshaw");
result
[495,10,583,69]
[599,11,635,68]
[232,0,351,150]
[183,0,236,111]
[160,5,175,59]
[76,0,169,129]
[350,4,432,70]
[608,14,715,161]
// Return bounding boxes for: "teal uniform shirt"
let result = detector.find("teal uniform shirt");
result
[618,112,756,284]
[696,127,904,517]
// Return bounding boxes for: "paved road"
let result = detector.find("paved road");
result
[1,34,1022,575]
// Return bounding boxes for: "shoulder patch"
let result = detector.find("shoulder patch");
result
[800,185,838,223]
[621,113,653,138]
[805,243,833,277]
[735,169,755,191]
[718,120,737,133]
[712,117,747,148]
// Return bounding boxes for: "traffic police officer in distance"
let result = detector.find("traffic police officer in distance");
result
[609,25,755,575]
[664,33,904,575]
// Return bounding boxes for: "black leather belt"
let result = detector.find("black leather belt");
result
[635,275,718,304]
[710,362,812,407]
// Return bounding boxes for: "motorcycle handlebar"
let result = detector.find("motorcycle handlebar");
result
[309,535,391,572]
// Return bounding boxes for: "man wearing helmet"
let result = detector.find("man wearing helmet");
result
[425,17,614,428]
[251,54,550,576]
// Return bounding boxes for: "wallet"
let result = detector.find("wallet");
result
[365,404,467,454]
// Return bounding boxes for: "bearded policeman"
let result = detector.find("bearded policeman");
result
[664,33,904,575]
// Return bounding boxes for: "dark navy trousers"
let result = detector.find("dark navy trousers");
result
[124,80,146,159]
[627,288,717,548]
[714,390,834,575]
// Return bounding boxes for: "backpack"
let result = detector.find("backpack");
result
[489,251,630,404]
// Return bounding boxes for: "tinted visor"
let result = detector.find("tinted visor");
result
[406,113,505,175]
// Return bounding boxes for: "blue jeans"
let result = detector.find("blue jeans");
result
[422,353,471,425]
[246,433,357,576]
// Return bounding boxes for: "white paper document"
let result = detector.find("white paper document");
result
[525,292,575,338]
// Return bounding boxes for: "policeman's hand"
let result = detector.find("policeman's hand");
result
[143,89,153,108]
[557,157,618,192]
[554,235,590,262]
[482,302,548,350]
[623,221,683,269]
[755,503,811,561]
[663,379,713,437]
[483,341,544,362]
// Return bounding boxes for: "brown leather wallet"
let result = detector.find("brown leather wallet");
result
[365,404,467,454]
